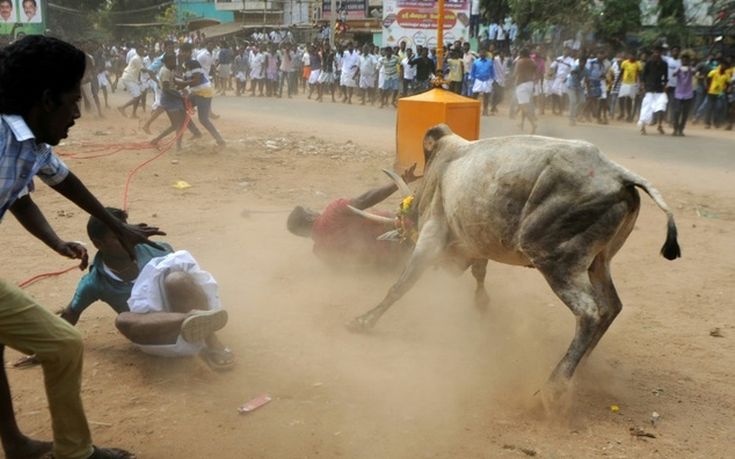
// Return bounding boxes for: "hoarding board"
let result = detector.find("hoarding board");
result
[382,0,469,48]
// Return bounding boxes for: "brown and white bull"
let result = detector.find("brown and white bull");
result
[348,124,681,390]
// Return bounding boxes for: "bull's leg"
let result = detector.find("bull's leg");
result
[347,218,448,332]
[539,269,604,387]
[470,259,490,311]
[583,253,623,360]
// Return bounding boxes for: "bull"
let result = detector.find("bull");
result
[347,124,681,392]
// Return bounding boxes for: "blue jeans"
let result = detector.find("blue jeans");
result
[189,94,224,144]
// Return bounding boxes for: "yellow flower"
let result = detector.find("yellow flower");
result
[400,195,414,214]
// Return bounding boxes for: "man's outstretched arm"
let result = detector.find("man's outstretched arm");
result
[9,194,88,269]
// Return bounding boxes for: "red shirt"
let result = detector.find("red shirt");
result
[311,199,405,268]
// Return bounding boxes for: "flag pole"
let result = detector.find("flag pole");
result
[435,0,445,82]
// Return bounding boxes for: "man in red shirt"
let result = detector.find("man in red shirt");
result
[287,166,417,269]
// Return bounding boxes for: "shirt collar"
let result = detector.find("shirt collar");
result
[2,114,36,142]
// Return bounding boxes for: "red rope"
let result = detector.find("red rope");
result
[17,99,195,288]
[17,265,80,289]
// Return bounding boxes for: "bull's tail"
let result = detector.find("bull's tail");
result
[620,169,681,260]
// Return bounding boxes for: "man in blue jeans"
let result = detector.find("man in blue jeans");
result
[179,43,226,147]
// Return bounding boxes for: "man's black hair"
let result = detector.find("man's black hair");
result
[87,208,128,242]
[23,0,37,6]
[0,0,12,6]
[180,42,193,53]
[0,35,86,116]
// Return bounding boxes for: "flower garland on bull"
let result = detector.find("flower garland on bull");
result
[397,194,418,245]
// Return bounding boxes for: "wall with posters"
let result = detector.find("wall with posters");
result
[0,0,45,41]
[382,0,469,48]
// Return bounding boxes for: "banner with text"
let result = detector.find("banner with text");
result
[382,0,469,48]
[0,0,46,41]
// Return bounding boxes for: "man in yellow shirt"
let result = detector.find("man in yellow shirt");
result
[616,52,643,121]
[702,62,731,128]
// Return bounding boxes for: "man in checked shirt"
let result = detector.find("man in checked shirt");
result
[0,36,163,459]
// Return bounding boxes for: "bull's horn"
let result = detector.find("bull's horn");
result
[382,169,412,197]
[347,205,395,224]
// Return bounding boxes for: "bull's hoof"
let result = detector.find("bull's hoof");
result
[474,291,490,312]
[346,315,375,333]
[533,378,574,417]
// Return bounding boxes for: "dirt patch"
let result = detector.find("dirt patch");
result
[2,101,734,458]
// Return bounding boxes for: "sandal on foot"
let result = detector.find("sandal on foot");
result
[181,309,228,344]
[201,347,235,371]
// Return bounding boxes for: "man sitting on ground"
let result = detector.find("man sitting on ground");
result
[287,165,418,269]
[18,208,234,370]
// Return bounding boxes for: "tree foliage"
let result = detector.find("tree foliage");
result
[594,0,641,47]
[508,0,594,32]
[481,0,511,24]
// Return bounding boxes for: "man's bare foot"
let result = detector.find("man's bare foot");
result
[141,124,151,135]
[116,107,126,117]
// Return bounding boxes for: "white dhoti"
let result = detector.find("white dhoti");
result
[97,71,110,88]
[516,81,534,105]
[128,250,221,357]
[637,92,668,127]
[472,79,493,94]
[340,69,358,87]
[308,69,321,84]
[619,82,638,99]
[359,74,375,89]
[551,76,566,96]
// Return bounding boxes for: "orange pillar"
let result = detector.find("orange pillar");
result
[394,0,480,175]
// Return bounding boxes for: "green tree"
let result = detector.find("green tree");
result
[594,0,641,47]
[508,0,594,34]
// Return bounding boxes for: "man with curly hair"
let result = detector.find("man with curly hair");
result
[1,36,163,459]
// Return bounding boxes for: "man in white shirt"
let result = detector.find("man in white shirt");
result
[549,47,575,114]
[197,42,214,77]
[401,48,417,96]
[340,42,360,103]
[663,46,681,124]
[196,42,221,118]
[117,45,146,118]
[359,45,378,105]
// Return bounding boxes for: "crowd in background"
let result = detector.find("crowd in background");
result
[74,28,734,141]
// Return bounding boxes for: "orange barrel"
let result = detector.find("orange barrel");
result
[395,88,480,175]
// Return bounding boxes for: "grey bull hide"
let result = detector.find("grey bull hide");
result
[348,124,681,389]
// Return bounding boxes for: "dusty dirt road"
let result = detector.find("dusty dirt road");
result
[1,92,734,459]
